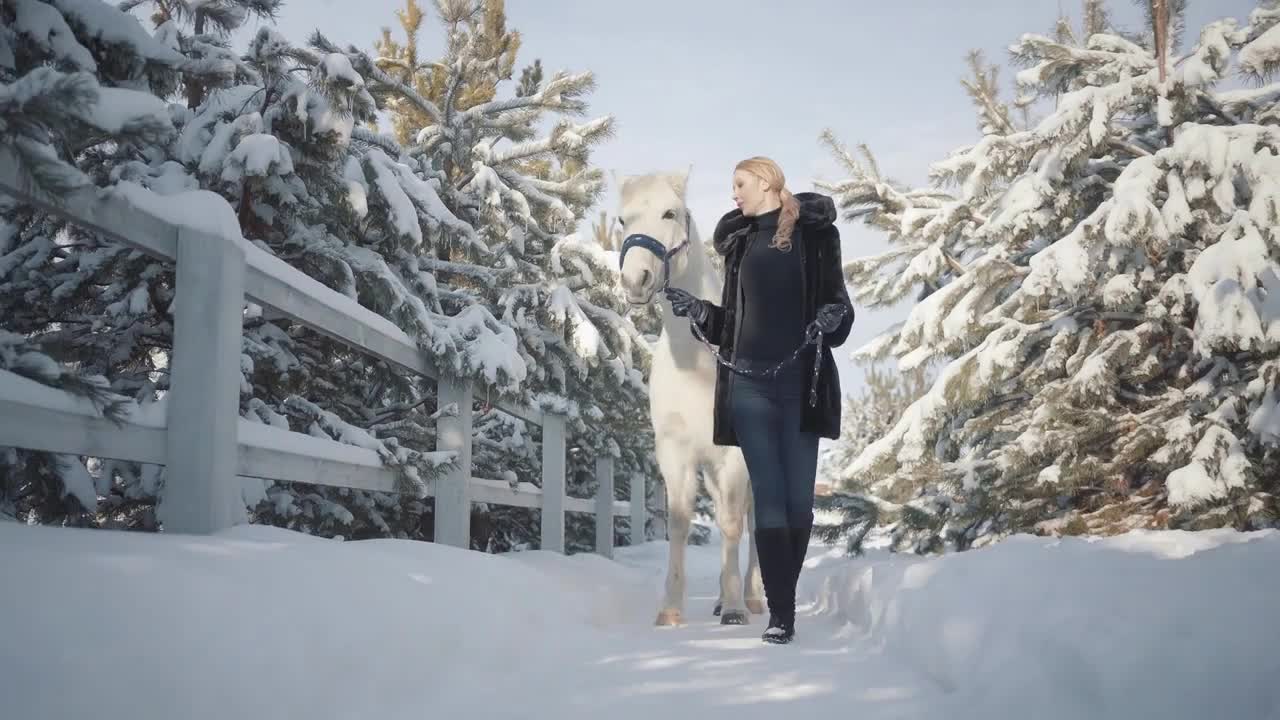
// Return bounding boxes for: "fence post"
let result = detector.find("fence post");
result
[159,228,246,534]
[595,455,614,558]
[630,472,646,546]
[435,376,473,548]
[541,412,566,553]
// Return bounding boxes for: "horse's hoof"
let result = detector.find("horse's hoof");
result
[655,609,683,626]
[720,610,748,625]
[746,598,766,614]
[713,602,722,617]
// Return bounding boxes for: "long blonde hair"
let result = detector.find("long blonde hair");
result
[735,155,799,252]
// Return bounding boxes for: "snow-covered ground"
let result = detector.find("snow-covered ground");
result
[2,521,1278,720]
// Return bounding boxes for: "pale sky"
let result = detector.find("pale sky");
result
[231,0,1255,403]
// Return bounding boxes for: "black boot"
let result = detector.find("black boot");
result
[789,524,812,582]
[787,524,812,629]
[754,527,795,644]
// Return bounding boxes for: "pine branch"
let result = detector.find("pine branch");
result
[1108,138,1153,157]
[962,50,1017,135]
[340,40,445,125]
[1152,0,1169,83]
[418,255,513,281]
[352,125,405,157]
[488,116,613,165]
[1084,0,1111,37]
[459,70,596,122]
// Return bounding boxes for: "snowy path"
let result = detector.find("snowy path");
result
[3,522,1279,720]
[509,539,942,718]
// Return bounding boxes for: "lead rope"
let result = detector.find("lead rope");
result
[686,307,843,408]
[810,329,825,408]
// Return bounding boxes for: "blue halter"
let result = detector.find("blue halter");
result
[617,214,691,293]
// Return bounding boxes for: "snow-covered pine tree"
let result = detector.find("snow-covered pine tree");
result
[1,0,192,526]
[373,0,520,148]
[818,0,1280,553]
[176,25,483,538]
[0,1,487,537]
[545,223,661,549]
[813,362,932,554]
[819,362,934,491]
[119,0,282,109]
[0,328,134,523]
[163,14,554,540]
[323,0,658,551]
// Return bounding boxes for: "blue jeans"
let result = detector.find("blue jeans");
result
[729,357,820,530]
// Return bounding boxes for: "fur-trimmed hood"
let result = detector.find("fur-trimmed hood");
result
[711,191,837,255]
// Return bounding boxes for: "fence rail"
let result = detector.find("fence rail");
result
[0,148,645,556]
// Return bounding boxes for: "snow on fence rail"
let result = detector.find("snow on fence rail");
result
[0,148,645,557]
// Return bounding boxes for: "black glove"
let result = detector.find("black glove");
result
[664,287,709,325]
[805,303,846,341]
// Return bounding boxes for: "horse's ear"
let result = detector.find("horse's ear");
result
[669,165,691,199]
[612,170,624,202]
[613,170,636,198]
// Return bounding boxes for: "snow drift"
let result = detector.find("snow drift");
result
[1,521,1277,719]
[804,529,1280,719]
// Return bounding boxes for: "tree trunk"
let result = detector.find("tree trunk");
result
[184,10,207,109]
[1152,0,1168,83]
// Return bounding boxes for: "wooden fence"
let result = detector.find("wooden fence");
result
[0,148,645,556]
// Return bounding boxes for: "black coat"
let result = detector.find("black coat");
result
[693,191,855,447]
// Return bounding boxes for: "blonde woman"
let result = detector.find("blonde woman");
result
[665,156,854,644]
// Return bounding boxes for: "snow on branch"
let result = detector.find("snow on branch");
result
[821,5,1280,540]
[48,0,186,66]
[460,70,597,122]
[488,116,614,166]
[325,36,444,126]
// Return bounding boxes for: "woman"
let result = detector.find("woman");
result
[664,156,854,644]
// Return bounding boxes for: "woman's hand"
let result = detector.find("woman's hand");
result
[805,303,846,341]
[664,287,709,325]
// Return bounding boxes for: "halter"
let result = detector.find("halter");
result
[617,212,691,295]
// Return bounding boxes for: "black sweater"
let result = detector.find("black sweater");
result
[735,207,806,362]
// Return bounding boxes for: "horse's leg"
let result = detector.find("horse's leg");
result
[707,472,724,616]
[656,443,696,626]
[745,501,765,614]
[732,448,766,614]
[701,468,723,617]
[708,457,750,625]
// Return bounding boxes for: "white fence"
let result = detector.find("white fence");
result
[0,148,646,556]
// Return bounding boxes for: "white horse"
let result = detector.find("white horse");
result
[613,168,764,626]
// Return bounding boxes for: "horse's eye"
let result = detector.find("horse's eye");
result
[618,217,625,227]
[663,210,676,220]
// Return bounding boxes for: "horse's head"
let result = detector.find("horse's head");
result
[614,168,696,306]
